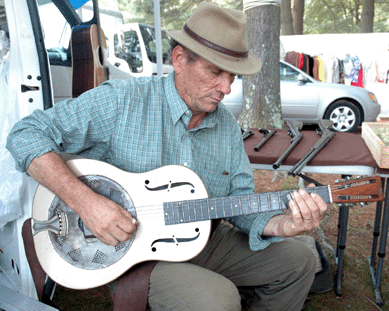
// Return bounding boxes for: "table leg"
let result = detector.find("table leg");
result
[335,204,349,297]
[369,178,389,306]
[368,200,382,270]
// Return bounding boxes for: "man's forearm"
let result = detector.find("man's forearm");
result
[26,151,95,214]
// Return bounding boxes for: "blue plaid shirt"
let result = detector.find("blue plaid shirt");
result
[6,72,283,250]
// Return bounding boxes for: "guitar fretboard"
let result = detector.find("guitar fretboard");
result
[163,186,331,225]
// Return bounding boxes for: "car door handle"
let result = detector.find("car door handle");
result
[21,84,40,92]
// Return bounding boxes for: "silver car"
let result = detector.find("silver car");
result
[222,60,381,132]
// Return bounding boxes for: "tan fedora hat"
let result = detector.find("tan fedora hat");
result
[166,1,261,76]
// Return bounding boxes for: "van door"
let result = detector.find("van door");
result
[1,0,52,299]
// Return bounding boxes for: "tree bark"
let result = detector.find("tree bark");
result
[238,5,282,129]
[293,0,305,34]
[360,0,374,33]
[281,0,294,35]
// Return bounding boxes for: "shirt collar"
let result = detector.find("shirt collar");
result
[164,72,219,129]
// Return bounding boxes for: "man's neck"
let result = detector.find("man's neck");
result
[188,112,207,130]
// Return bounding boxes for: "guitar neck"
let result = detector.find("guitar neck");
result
[163,186,331,225]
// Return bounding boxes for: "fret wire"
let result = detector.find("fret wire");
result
[178,201,184,223]
[209,198,216,220]
[189,200,195,223]
[214,197,218,219]
[222,197,226,218]
[184,200,190,223]
[267,193,271,211]
[169,202,173,225]
[195,200,202,221]
[174,202,179,225]
[250,193,259,213]
[163,202,169,225]
[259,193,266,213]
[200,199,204,220]
[231,196,241,217]
[247,195,252,214]
[255,194,260,212]
[207,198,211,220]
[201,198,210,221]
[193,200,198,222]
[277,192,282,210]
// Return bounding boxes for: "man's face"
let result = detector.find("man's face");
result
[173,46,235,116]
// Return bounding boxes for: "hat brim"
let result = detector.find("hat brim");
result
[167,29,262,76]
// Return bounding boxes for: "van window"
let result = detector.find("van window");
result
[36,0,92,66]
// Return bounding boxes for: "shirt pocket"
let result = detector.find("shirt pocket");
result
[197,159,231,198]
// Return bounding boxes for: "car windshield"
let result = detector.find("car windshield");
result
[280,62,300,81]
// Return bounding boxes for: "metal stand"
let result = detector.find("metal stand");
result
[368,178,389,306]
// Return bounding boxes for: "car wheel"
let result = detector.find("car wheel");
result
[324,100,362,133]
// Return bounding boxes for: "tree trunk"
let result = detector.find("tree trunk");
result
[293,0,305,34]
[281,0,294,35]
[238,5,282,129]
[360,0,374,33]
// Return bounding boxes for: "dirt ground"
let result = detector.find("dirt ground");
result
[52,126,389,310]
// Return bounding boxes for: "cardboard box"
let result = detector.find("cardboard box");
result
[362,122,389,168]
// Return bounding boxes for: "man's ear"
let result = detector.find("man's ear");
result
[172,45,185,73]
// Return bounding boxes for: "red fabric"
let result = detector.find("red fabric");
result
[298,53,304,70]
[351,64,364,88]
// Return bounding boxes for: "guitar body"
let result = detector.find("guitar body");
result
[32,159,211,289]
[71,24,108,98]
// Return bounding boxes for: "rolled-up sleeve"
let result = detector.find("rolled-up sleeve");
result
[6,82,119,172]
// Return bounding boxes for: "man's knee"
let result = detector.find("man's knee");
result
[149,262,241,311]
[283,239,317,283]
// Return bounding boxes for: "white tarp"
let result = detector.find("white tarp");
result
[0,31,23,227]
[280,33,389,118]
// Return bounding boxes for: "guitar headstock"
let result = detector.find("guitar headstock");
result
[330,176,384,204]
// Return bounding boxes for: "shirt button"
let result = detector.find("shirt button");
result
[183,162,188,166]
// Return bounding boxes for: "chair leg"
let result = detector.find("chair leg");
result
[22,218,56,306]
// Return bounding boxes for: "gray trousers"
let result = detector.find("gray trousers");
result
[148,222,316,311]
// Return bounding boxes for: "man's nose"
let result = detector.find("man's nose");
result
[216,72,233,94]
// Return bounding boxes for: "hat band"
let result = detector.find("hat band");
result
[184,24,248,58]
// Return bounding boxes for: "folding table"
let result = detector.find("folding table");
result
[243,128,388,305]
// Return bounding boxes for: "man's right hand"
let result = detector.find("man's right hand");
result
[75,191,137,246]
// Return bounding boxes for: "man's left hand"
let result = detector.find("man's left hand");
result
[264,184,328,237]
